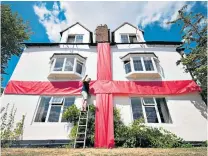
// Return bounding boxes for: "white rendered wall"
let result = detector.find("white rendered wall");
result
[114,93,207,141]
[1,94,96,140]
[9,46,97,82]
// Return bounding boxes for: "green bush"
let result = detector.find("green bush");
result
[62,105,80,124]
[1,103,25,147]
[63,105,186,148]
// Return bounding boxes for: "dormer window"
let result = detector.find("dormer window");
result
[48,53,86,79]
[67,35,83,43]
[121,34,138,43]
[121,53,164,79]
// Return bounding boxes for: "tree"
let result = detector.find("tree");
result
[167,5,207,103]
[1,4,32,76]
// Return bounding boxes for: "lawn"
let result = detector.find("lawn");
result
[1,147,207,156]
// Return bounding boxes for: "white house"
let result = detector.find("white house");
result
[1,22,207,146]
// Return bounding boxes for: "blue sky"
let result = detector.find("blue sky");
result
[1,1,207,88]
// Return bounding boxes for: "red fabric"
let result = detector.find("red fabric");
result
[96,43,112,80]
[95,94,114,148]
[95,43,115,148]
[5,80,200,95]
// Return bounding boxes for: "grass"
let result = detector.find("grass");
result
[1,147,207,156]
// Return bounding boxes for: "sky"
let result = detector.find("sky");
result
[1,1,207,88]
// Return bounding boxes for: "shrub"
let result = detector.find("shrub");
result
[62,105,80,124]
[63,104,185,148]
[1,103,25,147]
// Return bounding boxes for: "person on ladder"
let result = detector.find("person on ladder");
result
[81,75,91,111]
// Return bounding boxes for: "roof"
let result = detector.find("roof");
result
[60,22,92,36]
[22,41,182,47]
[50,53,87,60]
[112,22,144,33]
[120,52,158,60]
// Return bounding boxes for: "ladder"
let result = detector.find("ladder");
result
[74,105,89,148]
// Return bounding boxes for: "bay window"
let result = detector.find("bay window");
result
[120,53,164,78]
[49,53,86,79]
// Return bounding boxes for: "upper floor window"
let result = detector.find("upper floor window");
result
[49,53,86,79]
[121,34,138,43]
[34,96,75,123]
[121,53,164,79]
[67,35,83,43]
[131,97,172,124]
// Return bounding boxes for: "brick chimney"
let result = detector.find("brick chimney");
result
[95,24,109,43]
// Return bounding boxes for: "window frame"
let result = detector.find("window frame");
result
[130,97,170,124]
[122,54,164,78]
[67,34,84,43]
[120,33,139,43]
[34,96,76,123]
[50,56,85,76]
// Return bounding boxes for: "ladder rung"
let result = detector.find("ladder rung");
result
[77,132,85,134]
[80,118,87,119]
[76,141,84,143]
[79,125,87,126]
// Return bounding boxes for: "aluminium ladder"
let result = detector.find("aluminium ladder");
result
[74,104,89,148]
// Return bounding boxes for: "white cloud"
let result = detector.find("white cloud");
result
[33,1,196,42]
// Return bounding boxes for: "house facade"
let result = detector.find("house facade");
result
[1,22,207,145]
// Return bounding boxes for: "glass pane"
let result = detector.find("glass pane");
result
[121,35,129,43]
[76,61,83,74]
[61,97,75,122]
[131,98,144,120]
[34,97,51,122]
[133,57,143,71]
[145,107,158,123]
[48,105,61,122]
[156,98,172,123]
[64,58,74,71]
[129,35,137,43]
[154,58,164,77]
[53,58,64,71]
[143,57,154,71]
[67,36,75,43]
[75,35,83,43]
[143,98,155,105]
[51,97,64,104]
[124,62,131,74]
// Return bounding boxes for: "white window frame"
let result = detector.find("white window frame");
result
[67,34,84,43]
[130,97,165,124]
[123,54,164,78]
[34,96,76,123]
[50,56,85,76]
[120,34,139,43]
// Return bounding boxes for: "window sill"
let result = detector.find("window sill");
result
[48,71,82,79]
[125,71,162,79]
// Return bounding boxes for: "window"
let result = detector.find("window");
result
[121,34,138,43]
[64,58,74,71]
[76,61,83,75]
[143,57,154,71]
[124,60,131,74]
[131,98,144,120]
[131,97,172,124]
[53,58,65,71]
[129,34,137,43]
[34,96,76,123]
[122,53,164,78]
[121,35,129,43]
[51,56,85,76]
[34,97,50,122]
[133,57,143,71]
[67,35,83,43]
